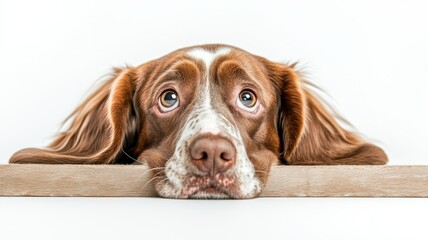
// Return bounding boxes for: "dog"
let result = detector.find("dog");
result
[9,44,388,198]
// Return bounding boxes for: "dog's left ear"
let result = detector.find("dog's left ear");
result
[263,59,388,165]
[10,67,141,164]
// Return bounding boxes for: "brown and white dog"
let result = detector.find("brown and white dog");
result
[9,44,388,198]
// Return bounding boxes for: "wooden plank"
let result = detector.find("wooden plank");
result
[0,164,155,197]
[263,165,428,197]
[1,164,428,197]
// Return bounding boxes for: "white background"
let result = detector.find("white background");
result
[1,0,428,239]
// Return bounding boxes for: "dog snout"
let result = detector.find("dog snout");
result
[189,134,236,176]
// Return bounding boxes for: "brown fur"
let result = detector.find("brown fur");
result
[260,59,387,165]
[10,44,387,189]
[10,67,139,164]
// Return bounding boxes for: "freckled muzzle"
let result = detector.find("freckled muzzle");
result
[182,174,240,198]
[179,133,239,198]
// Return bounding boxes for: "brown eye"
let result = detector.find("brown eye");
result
[238,90,257,110]
[159,90,179,112]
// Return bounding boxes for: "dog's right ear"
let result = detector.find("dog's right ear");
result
[10,67,140,164]
[262,59,388,165]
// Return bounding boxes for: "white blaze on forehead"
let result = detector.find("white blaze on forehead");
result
[186,47,231,70]
[185,47,231,135]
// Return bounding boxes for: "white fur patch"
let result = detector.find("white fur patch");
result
[187,47,231,70]
[158,47,260,198]
[186,47,232,135]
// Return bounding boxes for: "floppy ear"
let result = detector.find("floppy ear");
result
[10,67,139,164]
[266,61,388,165]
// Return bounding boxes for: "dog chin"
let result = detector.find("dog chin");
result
[157,185,259,199]
[155,175,261,199]
[190,190,231,199]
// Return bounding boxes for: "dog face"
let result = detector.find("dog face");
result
[137,47,281,198]
[10,44,388,199]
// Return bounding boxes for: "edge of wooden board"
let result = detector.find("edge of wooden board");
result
[1,164,428,197]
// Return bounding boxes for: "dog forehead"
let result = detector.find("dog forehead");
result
[185,46,276,107]
[186,47,232,70]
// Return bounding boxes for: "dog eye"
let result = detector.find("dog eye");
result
[159,90,179,112]
[237,90,257,111]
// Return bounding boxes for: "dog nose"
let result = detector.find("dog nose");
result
[189,135,236,176]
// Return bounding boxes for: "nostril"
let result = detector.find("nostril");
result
[220,152,232,161]
[190,143,208,160]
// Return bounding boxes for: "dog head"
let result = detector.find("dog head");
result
[10,44,388,198]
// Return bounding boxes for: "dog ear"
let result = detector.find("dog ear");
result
[265,60,388,165]
[10,67,140,164]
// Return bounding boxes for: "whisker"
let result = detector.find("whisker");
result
[121,148,144,164]
[141,175,168,191]
[135,166,165,175]
[152,153,172,162]
[141,176,161,191]
[146,167,166,171]
[136,168,165,182]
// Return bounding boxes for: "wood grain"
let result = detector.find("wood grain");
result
[1,164,428,197]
